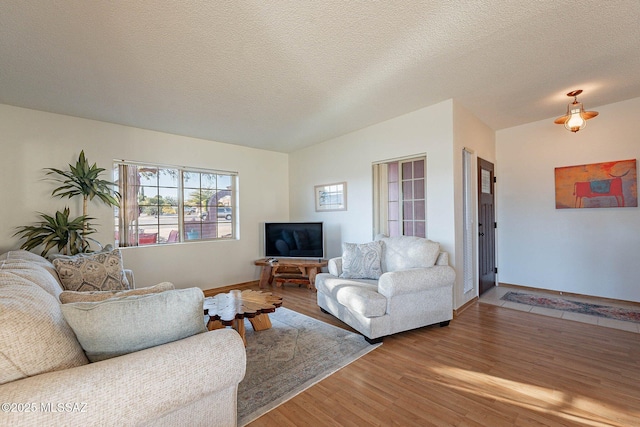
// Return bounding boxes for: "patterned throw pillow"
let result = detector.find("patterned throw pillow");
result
[340,241,383,280]
[53,249,130,292]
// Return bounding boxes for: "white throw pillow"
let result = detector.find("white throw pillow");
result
[53,249,130,292]
[60,287,207,362]
[375,235,440,272]
[340,241,383,280]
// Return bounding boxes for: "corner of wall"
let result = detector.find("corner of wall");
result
[452,101,496,310]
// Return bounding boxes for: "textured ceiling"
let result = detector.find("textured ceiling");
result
[1,1,639,152]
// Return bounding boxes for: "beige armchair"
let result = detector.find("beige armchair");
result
[315,235,455,343]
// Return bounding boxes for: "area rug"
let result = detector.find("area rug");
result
[237,307,381,426]
[501,291,640,323]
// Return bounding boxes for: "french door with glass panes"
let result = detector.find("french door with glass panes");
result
[384,157,426,237]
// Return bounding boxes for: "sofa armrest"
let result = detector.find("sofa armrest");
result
[435,252,449,266]
[0,329,245,426]
[378,266,455,298]
[327,257,342,276]
[124,269,135,289]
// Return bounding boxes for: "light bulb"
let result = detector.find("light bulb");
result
[564,103,586,132]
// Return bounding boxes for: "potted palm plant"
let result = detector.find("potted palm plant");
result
[14,208,96,256]
[14,151,120,256]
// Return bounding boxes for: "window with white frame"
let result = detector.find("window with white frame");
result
[114,162,237,246]
[373,155,426,238]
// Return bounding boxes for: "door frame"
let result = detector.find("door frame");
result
[477,157,497,295]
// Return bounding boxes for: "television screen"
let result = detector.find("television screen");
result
[264,222,324,259]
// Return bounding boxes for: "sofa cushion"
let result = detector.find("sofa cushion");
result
[60,287,207,362]
[52,249,130,292]
[315,274,385,317]
[0,258,89,385]
[335,286,387,318]
[340,241,383,280]
[0,250,64,298]
[375,235,440,272]
[59,282,175,304]
[316,274,378,295]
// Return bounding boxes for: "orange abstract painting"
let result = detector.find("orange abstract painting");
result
[555,159,637,209]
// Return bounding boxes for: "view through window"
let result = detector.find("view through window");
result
[114,162,237,246]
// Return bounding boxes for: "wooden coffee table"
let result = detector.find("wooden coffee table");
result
[204,289,282,345]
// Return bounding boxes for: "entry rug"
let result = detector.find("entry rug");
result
[501,291,640,324]
[237,307,381,426]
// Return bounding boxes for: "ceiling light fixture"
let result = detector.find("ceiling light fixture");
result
[554,89,599,133]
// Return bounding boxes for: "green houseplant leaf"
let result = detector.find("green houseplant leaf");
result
[45,150,121,230]
[15,151,117,257]
[14,207,98,256]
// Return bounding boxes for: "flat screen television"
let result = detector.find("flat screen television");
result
[264,222,324,259]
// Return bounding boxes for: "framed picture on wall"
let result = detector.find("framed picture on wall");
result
[554,159,637,209]
[314,182,347,211]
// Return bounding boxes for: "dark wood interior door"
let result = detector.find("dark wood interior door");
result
[478,158,496,295]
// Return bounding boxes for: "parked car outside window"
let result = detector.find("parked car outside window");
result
[199,207,232,220]
[217,207,232,220]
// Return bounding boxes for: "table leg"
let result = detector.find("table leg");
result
[272,266,283,288]
[232,319,247,346]
[307,267,319,290]
[248,313,272,331]
[207,317,246,346]
[207,318,224,331]
[259,265,272,288]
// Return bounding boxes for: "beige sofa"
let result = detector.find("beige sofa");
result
[0,250,246,426]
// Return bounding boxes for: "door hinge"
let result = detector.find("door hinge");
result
[494,267,498,274]
[493,176,497,183]
[494,222,497,228]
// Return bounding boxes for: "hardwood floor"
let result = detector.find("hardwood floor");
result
[209,283,640,426]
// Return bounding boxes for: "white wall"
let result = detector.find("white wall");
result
[453,102,496,308]
[289,100,457,277]
[289,100,499,310]
[496,96,640,303]
[0,104,289,290]
[289,100,456,256]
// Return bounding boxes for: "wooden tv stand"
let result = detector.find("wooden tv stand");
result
[254,258,328,290]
